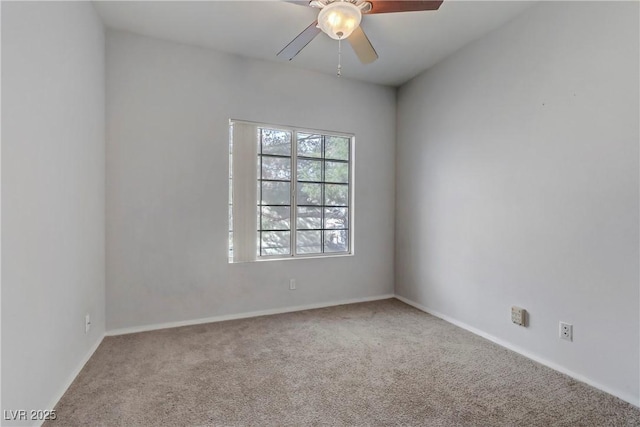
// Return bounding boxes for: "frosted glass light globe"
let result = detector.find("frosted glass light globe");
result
[317,1,362,40]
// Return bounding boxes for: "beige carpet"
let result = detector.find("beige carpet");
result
[50,299,639,426]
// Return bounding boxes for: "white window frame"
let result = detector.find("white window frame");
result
[229,119,355,263]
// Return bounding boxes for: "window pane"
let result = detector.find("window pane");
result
[261,156,291,180]
[297,183,322,205]
[296,230,322,254]
[324,208,348,229]
[325,161,348,183]
[261,231,290,256]
[324,230,348,253]
[261,129,291,156]
[297,133,322,158]
[325,136,349,160]
[297,159,322,182]
[297,207,322,229]
[261,181,290,205]
[261,206,291,230]
[324,184,348,206]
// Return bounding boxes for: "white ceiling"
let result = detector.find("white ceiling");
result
[94,1,535,86]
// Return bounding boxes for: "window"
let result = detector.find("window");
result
[229,121,353,262]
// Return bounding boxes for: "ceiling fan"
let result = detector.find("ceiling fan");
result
[277,0,444,65]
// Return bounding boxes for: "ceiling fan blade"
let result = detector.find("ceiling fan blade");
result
[347,26,378,64]
[277,20,322,61]
[367,0,443,14]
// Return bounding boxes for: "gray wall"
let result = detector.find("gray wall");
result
[106,31,396,331]
[1,1,106,419]
[396,1,639,404]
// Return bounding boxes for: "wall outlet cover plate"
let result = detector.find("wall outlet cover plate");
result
[511,306,526,327]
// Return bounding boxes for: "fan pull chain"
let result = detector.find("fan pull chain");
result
[337,38,342,77]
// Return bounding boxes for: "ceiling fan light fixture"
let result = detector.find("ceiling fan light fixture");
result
[317,1,362,40]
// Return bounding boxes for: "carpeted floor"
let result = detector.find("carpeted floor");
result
[50,299,640,426]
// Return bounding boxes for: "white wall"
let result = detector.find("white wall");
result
[1,1,106,421]
[106,31,396,331]
[396,1,639,404]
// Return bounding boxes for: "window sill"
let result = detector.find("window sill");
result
[229,252,353,264]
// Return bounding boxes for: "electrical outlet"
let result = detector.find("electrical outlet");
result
[559,322,572,341]
[511,306,526,326]
[289,279,296,290]
[85,314,91,334]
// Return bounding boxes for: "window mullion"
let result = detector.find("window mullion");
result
[321,135,325,254]
[259,130,263,257]
[291,130,297,257]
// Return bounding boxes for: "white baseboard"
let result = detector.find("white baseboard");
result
[106,294,395,336]
[42,333,105,424]
[394,294,639,408]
